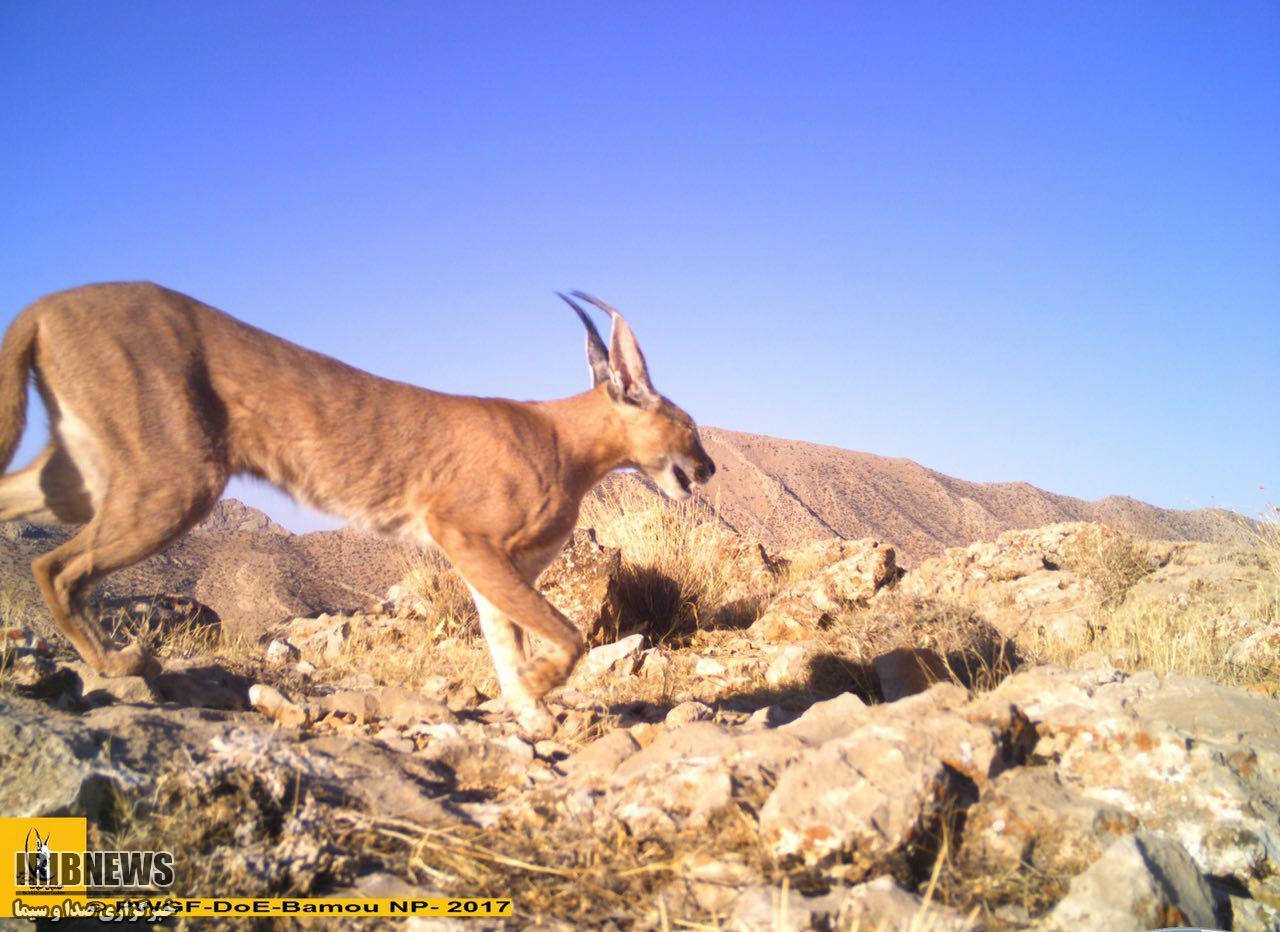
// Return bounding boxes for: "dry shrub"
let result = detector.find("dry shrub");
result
[1060,525,1156,609]
[1244,504,1280,626]
[395,548,478,638]
[582,483,765,644]
[1020,509,1280,689]
[321,620,496,696]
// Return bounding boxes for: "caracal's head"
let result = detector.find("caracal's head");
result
[558,291,716,500]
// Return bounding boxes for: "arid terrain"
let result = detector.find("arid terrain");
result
[1,439,1277,930]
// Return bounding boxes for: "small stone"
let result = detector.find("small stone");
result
[583,633,645,676]
[694,657,726,677]
[666,700,714,728]
[765,644,814,686]
[266,639,300,664]
[559,730,641,782]
[638,649,670,678]
[248,683,308,727]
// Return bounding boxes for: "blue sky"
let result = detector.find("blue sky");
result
[1,2,1276,532]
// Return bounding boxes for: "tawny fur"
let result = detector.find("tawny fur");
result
[0,282,714,727]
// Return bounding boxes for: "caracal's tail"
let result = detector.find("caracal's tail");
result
[0,309,37,473]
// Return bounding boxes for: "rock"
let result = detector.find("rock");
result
[974,666,1280,883]
[780,692,870,745]
[536,528,623,644]
[638,648,671,678]
[837,875,970,931]
[749,593,831,643]
[873,646,949,701]
[1231,895,1280,932]
[759,723,959,869]
[761,686,1009,869]
[559,730,641,782]
[749,539,898,642]
[0,693,149,818]
[582,633,644,676]
[324,619,352,662]
[694,657,726,677]
[797,539,898,612]
[419,735,534,791]
[373,687,454,727]
[266,639,300,664]
[280,614,355,667]
[249,684,308,727]
[1228,622,1280,671]
[72,662,164,705]
[665,700,714,728]
[958,767,1137,877]
[152,659,251,709]
[765,643,815,686]
[1044,833,1218,932]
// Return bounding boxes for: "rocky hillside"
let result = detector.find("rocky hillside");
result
[0,503,418,638]
[2,510,1277,929]
[691,428,1248,565]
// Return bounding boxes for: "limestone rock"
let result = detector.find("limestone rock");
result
[873,646,949,701]
[1043,833,1218,932]
[582,633,644,676]
[536,529,623,644]
[72,662,164,705]
[958,767,1137,877]
[749,539,898,642]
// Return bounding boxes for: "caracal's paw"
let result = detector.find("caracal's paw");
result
[518,654,570,700]
[101,641,161,678]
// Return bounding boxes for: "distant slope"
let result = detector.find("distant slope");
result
[0,506,418,638]
[692,428,1248,565]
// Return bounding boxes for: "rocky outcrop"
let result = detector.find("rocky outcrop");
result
[749,538,898,642]
[534,529,624,644]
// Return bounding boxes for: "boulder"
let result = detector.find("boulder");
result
[749,539,898,642]
[957,767,1137,877]
[536,529,623,644]
[1043,833,1218,932]
[873,646,949,701]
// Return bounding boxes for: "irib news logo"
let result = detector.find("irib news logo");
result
[2,817,174,918]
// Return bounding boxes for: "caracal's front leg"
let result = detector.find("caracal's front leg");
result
[468,586,555,735]
[448,543,585,737]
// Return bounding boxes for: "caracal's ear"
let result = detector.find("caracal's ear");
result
[570,291,658,407]
[557,293,611,388]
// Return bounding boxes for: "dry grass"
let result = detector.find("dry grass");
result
[582,483,773,644]
[1060,524,1157,610]
[1020,510,1280,691]
[394,547,478,638]
[1244,504,1280,626]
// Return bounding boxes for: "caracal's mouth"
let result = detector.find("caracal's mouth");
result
[672,463,692,495]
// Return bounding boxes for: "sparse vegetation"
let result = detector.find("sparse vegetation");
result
[1020,509,1280,692]
[1059,523,1158,610]
[582,482,775,643]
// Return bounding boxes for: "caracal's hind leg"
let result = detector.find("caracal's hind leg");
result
[0,443,95,523]
[32,468,225,677]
